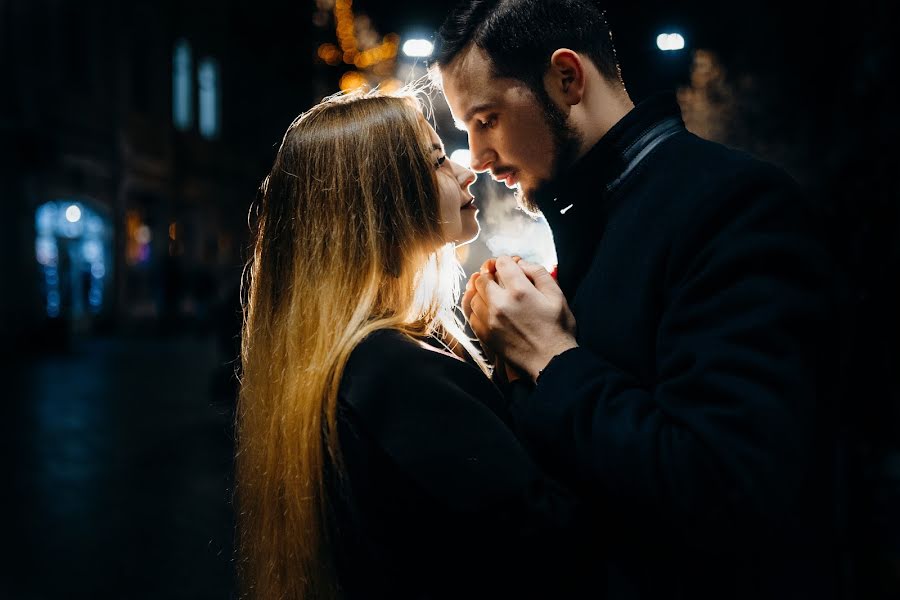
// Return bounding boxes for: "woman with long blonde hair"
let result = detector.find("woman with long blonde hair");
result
[237,89,591,599]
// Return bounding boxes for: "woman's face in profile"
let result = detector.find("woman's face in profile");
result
[426,123,480,246]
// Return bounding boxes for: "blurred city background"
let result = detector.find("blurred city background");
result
[1,0,898,598]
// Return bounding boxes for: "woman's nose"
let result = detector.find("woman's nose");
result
[468,135,494,172]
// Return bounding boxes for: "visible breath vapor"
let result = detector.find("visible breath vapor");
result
[476,182,558,271]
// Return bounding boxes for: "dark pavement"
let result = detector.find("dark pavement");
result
[3,335,237,599]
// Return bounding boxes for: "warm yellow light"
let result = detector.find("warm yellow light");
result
[339,71,366,92]
[373,61,393,77]
[169,222,177,241]
[125,212,142,265]
[318,43,339,61]
[323,0,398,85]
[333,0,357,54]
[379,78,403,93]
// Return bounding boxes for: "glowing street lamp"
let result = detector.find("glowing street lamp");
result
[65,204,82,223]
[656,33,686,51]
[402,39,433,58]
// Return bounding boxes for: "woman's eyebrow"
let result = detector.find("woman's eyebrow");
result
[431,143,443,151]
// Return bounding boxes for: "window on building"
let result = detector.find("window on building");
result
[198,58,220,139]
[173,39,193,130]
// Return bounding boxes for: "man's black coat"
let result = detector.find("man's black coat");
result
[510,93,837,599]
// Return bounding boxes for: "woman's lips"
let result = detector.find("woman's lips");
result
[461,197,476,209]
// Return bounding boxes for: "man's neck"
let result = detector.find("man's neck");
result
[573,83,634,160]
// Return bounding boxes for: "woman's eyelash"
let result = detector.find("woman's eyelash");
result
[435,155,447,168]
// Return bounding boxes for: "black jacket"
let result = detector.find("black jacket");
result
[331,329,598,599]
[509,94,837,599]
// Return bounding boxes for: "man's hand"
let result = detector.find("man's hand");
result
[467,255,577,382]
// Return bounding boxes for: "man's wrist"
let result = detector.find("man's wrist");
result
[529,339,578,383]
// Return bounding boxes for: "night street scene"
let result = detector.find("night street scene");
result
[1,0,898,598]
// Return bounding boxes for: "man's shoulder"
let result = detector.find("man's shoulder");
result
[656,130,795,192]
[616,130,822,264]
[614,129,805,239]
[648,133,828,275]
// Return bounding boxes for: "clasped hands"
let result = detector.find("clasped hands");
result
[461,255,578,383]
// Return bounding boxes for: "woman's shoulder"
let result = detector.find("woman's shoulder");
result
[339,328,504,418]
[349,327,452,364]
[345,328,479,380]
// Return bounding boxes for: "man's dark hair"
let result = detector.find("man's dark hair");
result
[434,0,620,92]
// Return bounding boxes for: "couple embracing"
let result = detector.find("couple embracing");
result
[236,1,836,598]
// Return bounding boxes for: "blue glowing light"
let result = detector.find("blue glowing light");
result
[35,200,112,319]
[173,39,194,130]
[198,58,220,139]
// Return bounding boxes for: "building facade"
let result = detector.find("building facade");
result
[1,0,318,350]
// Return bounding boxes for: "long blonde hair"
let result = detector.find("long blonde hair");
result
[236,89,484,599]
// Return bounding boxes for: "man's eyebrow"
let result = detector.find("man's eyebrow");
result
[462,102,496,124]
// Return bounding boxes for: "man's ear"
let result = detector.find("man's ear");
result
[545,49,585,107]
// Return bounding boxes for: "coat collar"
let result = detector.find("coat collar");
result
[536,92,685,298]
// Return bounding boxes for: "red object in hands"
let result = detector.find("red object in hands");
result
[550,265,558,281]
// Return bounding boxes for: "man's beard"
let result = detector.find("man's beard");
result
[515,90,582,216]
